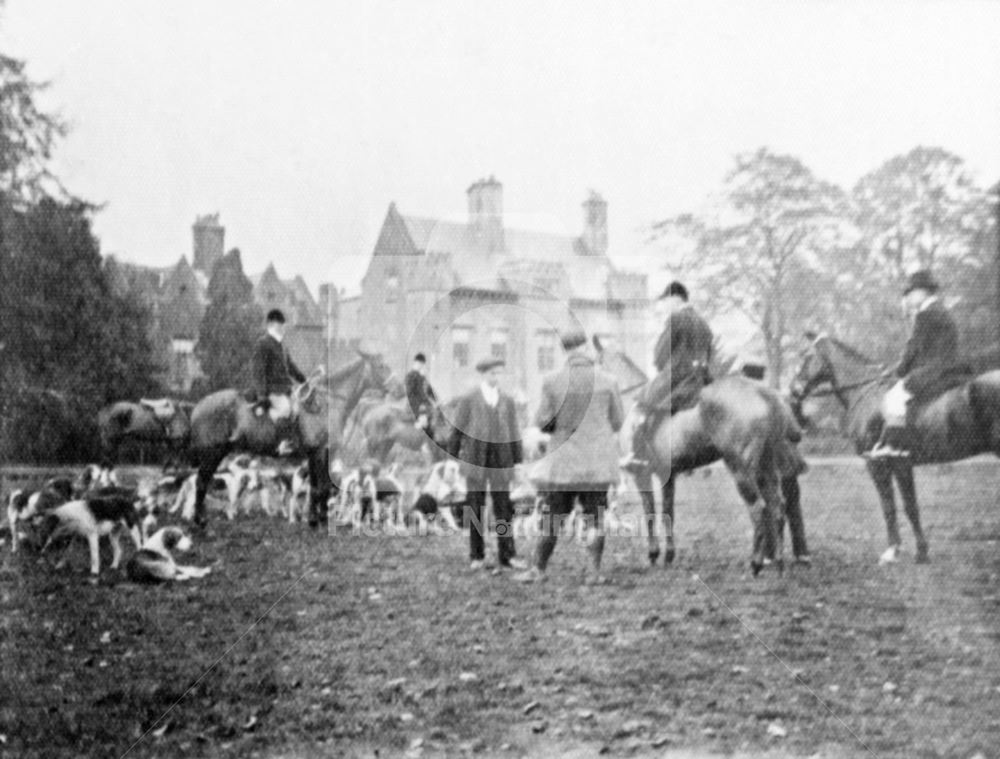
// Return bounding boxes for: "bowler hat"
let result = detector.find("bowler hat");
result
[560,327,587,351]
[266,309,286,324]
[475,357,504,373]
[659,281,689,301]
[903,270,939,295]
[413,352,427,363]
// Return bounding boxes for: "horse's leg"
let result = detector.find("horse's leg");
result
[634,469,659,565]
[757,465,785,575]
[782,476,810,561]
[307,449,331,529]
[866,459,902,564]
[893,460,929,563]
[661,473,676,565]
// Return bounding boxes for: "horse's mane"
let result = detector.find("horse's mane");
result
[825,335,879,367]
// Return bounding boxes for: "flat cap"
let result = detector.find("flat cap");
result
[475,357,505,373]
[560,327,587,351]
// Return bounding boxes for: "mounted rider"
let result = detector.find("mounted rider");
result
[868,270,969,458]
[248,308,306,454]
[404,352,438,430]
[621,280,714,472]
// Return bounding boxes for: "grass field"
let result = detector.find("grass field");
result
[2,460,999,758]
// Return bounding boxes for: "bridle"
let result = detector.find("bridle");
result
[790,335,884,409]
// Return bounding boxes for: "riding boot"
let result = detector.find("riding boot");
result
[620,412,653,473]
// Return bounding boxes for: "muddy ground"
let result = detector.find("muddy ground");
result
[2,460,999,758]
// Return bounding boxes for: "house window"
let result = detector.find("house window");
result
[490,328,508,364]
[385,270,400,302]
[452,326,472,368]
[537,331,556,372]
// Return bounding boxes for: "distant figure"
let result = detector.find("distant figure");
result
[513,327,624,585]
[621,281,714,472]
[404,352,437,430]
[249,309,306,455]
[868,270,968,458]
[447,357,527,571]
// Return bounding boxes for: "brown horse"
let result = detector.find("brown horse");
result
[790,333,1000,564]
[187,351,392,528]
[98,399,193,466]
[627,374,808,574]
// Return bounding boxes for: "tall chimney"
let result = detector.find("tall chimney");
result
[582,190,608,256]
[192,213,225,273]
[466,176,504,254]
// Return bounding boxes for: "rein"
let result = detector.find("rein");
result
[803,375,884,398]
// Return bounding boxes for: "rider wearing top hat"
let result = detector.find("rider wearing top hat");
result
[868,270,964,458]
[248,308,307,454]
[404,352,438,430]
[620,280,714,472]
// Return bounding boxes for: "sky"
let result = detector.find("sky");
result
[3,0,999,297]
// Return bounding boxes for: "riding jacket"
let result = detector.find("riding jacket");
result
[895,298,964,400]
[251,333,306,399]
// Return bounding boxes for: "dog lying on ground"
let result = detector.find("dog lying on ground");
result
[126,526,211,583]
[40,493,154,577]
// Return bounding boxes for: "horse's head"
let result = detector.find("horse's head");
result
[789,332,838,403]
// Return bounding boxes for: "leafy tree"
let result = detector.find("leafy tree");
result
[0,53,67,203]
[851,147,998,358]
[0,199,159,461]
[196,248,263,391]
[0,51,159,461]
[650,148,852,386]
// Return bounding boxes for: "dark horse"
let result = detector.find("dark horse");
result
[187,350,392,528]
[340,393,452,465]
[98,399,194,467]
[626,374,809,574]
[790,333,1000,564]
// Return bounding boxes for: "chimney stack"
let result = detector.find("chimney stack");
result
[582,191,608,256]
[466,176,505,254]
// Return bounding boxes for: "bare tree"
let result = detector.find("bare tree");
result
[649,148,851,386]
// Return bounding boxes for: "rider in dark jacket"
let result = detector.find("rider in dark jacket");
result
[621,281,713,472]
[869,270,967,458]
[404,353,437,430]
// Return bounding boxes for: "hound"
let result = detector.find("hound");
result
[40,493,151,577]
[126,526,212,583]
[7,478,75,553]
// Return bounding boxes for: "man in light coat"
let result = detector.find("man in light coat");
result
[513,327,625,584]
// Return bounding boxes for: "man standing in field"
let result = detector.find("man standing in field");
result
[514,327,624,585]
[447,357,527,571]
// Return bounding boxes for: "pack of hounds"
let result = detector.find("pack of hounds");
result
[4,458,625,580]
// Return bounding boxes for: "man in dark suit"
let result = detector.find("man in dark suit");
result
[869,270,967,458]
[621,281,714,472]
[447,357,526,571]
[249,309,307,453]
[404,353,437,430]
[513,327,624,585]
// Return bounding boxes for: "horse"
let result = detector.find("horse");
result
[98,399,193,467]
[186,350,392,529]
[626,374,809,574]
[341,394,448,464]
[789,332,1000,564]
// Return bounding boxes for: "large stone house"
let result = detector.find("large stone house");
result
[108,214,327,393]
[339,178,649,407]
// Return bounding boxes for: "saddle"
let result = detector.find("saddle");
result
[140,398,177,422]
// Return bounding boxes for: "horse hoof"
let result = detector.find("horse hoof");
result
[878,546,900,565]
[664,548,676,565]
[750,560,764,577]
[915,548,930,564]
[648,551,660,566]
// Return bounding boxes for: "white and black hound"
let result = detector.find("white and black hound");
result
[40,493,151,577]
[126,526,212,583]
